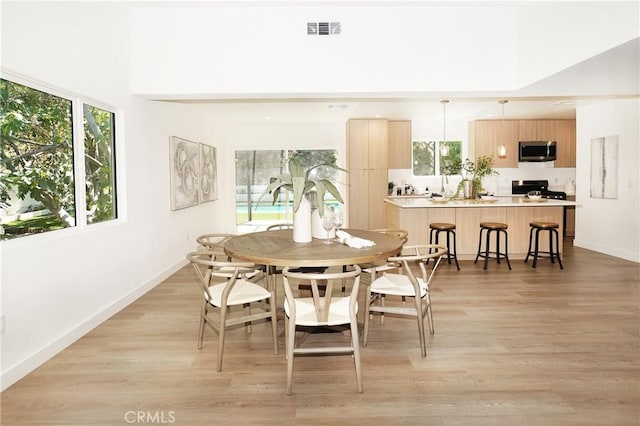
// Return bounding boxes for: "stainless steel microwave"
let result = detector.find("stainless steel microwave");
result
[518,141,557,162]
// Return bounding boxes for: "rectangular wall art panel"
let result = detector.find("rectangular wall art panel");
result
[169,136,200,210]
[199,143,218,203]
[590,135,619,199]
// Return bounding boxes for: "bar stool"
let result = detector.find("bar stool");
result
[474,222,512,270]
[525,221,564,269]
[429,223,460,270]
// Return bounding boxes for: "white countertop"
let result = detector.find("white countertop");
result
[385,196,576,208]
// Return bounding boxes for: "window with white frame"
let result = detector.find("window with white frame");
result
[0,77,118,240]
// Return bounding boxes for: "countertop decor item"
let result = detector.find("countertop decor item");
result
[456,156,499,199]
[258,154,346,243]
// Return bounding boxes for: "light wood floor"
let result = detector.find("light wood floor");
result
[2,241,639,425]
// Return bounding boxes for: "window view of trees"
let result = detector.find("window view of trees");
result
[0,78,117,240]
[83,104,117,224]
[412,140,462,176]
[235,149,338,228]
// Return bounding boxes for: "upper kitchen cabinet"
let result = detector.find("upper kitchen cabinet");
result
[518,120,538,141]
[472,119,576,167]
[536,120,556,141]
[347,119,389,229]
[518,119,576,167]
[388,120,412,169]
[470,120,519,168]
[554,120,576,167]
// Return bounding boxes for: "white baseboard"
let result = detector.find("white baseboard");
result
[1,259,188,391]
[573,239,640,263]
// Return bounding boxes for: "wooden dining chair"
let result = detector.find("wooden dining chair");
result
[281,265,363,395]
[361,228,409,280]
[196,233,236,260]
[187,250,279,372]
[363,244,447,358]
[361,229,409,322]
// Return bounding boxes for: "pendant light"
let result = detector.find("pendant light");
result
[440,100,449,156]
[439,100,450,194]
[497,99,508,158]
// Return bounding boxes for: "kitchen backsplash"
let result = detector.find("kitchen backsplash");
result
[389,162,577,196]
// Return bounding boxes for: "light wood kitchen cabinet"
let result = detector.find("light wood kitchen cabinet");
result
[347,119,389,229]
[518,120,538,141]
[554,119,576,167]
[471,120,519,167]
[536,120,556,141]
[388,120,412,169]
[472,119,576,167]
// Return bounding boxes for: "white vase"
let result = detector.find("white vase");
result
[293,196,312,243]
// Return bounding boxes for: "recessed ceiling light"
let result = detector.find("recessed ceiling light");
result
[264,116,271,120]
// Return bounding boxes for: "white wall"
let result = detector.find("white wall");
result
[0,3,220,390]
[574,98,640,262]
[129,3,638,98]
[129,4,518,96]
[515,2,639,87]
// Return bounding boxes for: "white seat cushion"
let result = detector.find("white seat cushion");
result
[208,280,271,306]
[284,296,357,327]
[371,273,428,298]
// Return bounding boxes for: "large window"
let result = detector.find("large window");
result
[235,149,339,230]
[412,140,462,176]
[0,78,118,240]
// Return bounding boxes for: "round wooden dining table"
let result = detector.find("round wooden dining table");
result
[224,229,404,268]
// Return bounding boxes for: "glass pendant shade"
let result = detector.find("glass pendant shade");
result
[440,100,449,156]
[498,100,508,158]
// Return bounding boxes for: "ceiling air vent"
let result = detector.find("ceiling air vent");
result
[307,22,341,35]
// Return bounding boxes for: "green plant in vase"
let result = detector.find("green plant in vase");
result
[455,155,498,199]
[257,154,346,218]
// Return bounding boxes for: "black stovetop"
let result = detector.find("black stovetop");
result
[512,180,567,199]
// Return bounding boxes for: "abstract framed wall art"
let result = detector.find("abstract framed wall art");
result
[169,136,200,210]
[590,135,619,199]
[199,143,218,203]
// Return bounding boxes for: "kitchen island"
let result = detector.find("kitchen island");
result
[385,196,577,260]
